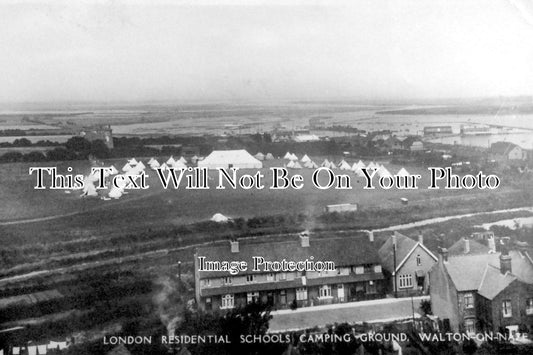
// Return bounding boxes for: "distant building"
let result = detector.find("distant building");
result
[429,240,533,334]
[378,232,437,296]
[423,126,453,136]
[383,136,404,151]
[78,125,113,149]
[309,117,326,129]
[490,141,527,161]
[325,203,358,213]
[194,233,386,312]
[401,136,424,151]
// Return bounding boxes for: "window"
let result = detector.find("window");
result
[278,272,287,280]
[319,285,332,298]
[464,293,474,309]
[296,287,307,301]
[465,319,475,334]
[247,292,259,303]
[416,254,421,266]
[205,297,212,311]
[202,279,211,287]
[221,294,234,309]
[267,273,274,281]
[527,298,533,315]
[374,265,382,273]
[246,274,255,283]
[355,266,364,274]
[502,300,512,318]
[223,276,232,285]
[398,274,413,288]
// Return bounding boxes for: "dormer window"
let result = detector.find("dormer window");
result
[246,274,255,283]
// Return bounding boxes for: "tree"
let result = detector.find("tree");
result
[89,139,111,158]
[65,136,91,152]
[24,151,46,162]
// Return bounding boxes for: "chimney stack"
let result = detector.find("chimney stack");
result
[440,247,449,263]
[368,231,374,242]
[488,235,496,254]
[464,237,470,254]
[300,231,310,247]
[418,232,423,245]
[230,240,239,253]
[500,240,512,274]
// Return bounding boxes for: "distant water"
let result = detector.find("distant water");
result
[428,132,533,149]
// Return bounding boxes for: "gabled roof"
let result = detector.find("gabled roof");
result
[448,238,490,256]
[477,264,517,300]
[490,141,520,155]
[196,235,381,279]
[378,232,437,274]
[443,250,533,292]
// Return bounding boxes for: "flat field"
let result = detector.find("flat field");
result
[0,156,525,247]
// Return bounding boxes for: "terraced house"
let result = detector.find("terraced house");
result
[194,233,386,311]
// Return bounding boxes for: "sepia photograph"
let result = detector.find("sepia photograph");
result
[1,0,533,354]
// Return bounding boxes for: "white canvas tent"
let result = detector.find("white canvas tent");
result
[292,161,302,169]
[378,165,392,177]
[197,149,263,169]
[254,152,265,161]
[109,165,119,175]
[287,160,295,168]
[289,153,298,161]
[150,159,160,169]
[166,156,176,165]
[265,153,275,160]
[339,160,351,170]
[108,187,123,199]
[283,152,292,160]
[301,154,311,163]
[81,181,98,197]
[148,157,155,164]
[178,156,187,164]
[122,163,133,172]
[321,159,330,167]
[211,213,230,223]
[173,160,187,169]
[127,158,138,165]
[397,167,410,176]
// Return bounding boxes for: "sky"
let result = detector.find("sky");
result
[1,0,533,103]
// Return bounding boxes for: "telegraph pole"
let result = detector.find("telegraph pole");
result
[393,233,397,298]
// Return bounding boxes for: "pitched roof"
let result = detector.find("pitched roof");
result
[196,235,380,279]
[448,238,490,256]
[378,232,417,273]
[444,254,490,291]
[490,141,520,155]
[444,250,533,292]
[197,149,262,169]
[477,264,517,300]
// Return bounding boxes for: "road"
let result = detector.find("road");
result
[269,296,429,332]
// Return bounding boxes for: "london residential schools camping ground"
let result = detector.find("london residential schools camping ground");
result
[0,156,522,248]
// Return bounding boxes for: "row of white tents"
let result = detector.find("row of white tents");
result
[279,151,411,176]
[254,152,275,161]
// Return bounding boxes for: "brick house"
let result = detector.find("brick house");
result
[429,242,533,334]
[378,232,437,296]
[194,233,386,312]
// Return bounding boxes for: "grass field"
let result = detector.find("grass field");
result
[0,156,521,241]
